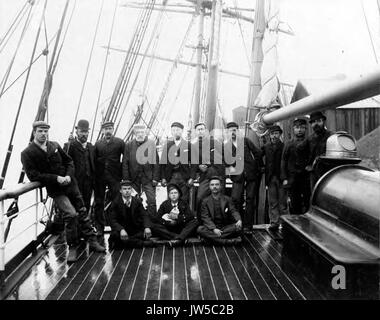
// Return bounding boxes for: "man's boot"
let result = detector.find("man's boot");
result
[89,236,106,253]
[67,244,79,263]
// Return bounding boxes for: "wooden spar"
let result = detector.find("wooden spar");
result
[252,68,380,135]
[192,0,204,126]
[205,0,222,132]
[245,0,265,144]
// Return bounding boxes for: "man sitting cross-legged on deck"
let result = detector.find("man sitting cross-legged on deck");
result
[108,180,154,248]
[197,176,243,245]
[152,183,199,247]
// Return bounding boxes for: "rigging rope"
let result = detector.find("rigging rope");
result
[233,0,251,69]
[0,0,47,189]
[71,0,105,134]
[0,3,34,102]
[114,0,167,135]
[146,14,196,132]
[0,0,30,53]
[91,0,119,143]
[360,0,378,64]
[108,0,156,124]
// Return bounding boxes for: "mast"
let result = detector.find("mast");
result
[205,0,222,132]
[192,0,204,126]
[245,0,265,144]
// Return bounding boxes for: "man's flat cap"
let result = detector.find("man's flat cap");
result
[292,117,308,126]
[101,121,114,128]
[120,180,133,187]
[226,121,239,129]
[133,124,146,130]
[268,125,283,134]
[194,122,206,129]
[309,111,326,123]
[32,120,50,129]
[209,175,223,182]
[171,122,184,129]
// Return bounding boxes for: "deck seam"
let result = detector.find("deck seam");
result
[212,246,233,300]
[183,246,189,300]
[201,246,218,299]
[158,246,165,300]
[114,248,135,300]
[192,244,204,300]
[99,249,125,300]
[143,247,155,300]
[128,248,145,300]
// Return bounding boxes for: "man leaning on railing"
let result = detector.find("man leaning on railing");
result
[20,121,106,263]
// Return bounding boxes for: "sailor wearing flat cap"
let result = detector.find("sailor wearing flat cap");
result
[63,119,96,213]
[262,124,288,230]
[224,121,263,232]
[160,122,195,204]
[93,120,125,237]
[22,121,105,262]
[281,117,311,215]
[296,111,333,189]
[122,123,160,220]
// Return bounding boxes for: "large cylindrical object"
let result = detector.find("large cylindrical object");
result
[312,165,380,247]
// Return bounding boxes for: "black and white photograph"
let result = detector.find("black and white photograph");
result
[0,0,379,307]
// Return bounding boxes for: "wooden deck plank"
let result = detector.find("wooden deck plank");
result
[213,246,247,300]
[240,236,290,300]
[100,249,134,300]
[129,248,155,300]
[85,249,124,300]
[232,246,276,300]
[173,246,187,300]
[254,231,325,300]
[57,253,100,300]
[223,246,262,300]
[159,246,174,300]
[246,235,306,300]
[115,248,144,300]
[192,245,217,300]
[184,246,203,300]
[145,246,164,300]
[6,244,67,300]
[203,246,231,300]
[71,250,119,300]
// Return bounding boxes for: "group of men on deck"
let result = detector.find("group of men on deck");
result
[20,110,332,262]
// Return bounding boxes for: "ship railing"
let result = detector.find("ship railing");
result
[0,181,52,284]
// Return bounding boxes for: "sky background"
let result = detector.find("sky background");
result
[0,0,379,187]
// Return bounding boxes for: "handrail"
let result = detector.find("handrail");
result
[0,181,41,201]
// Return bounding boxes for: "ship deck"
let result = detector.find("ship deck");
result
[3,230,325,300]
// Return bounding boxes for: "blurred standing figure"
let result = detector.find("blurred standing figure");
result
[160,122,195,204]
[191,122,225,218]
[94,121,125,237]
[262,125,288,230]
[224,121,263,232]
[122,124,160,219]
[281,117,310,215]
[64,119,95,213]
[297,111,333,189]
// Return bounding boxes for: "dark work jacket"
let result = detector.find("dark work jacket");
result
[94,136,125,179]
[122,138,160,182]
[200,194,241,230]
[224,137,264,183]
[281,137,308,185]
[191,137,225,182]
[262,141,284,185]
[63,139,95,183]
[21,141,75,197]
[155,199,195,226]
[296,129,333,168]
[160,138,195,181]
[109,194,151,233]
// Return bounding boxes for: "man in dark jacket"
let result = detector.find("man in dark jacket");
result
[296,111,333,189]
[152,183,198,247]
[21,121,105,263]
[281,117,310,215]
[122,124,160,219]
[63,119,95,213]
[197,176,242,245]
[191,123,225,217]
[262,125,288,230]
[224,121,264,232]
[160,122,195,204]
[94,121,125,237]
[108,180,154,248]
